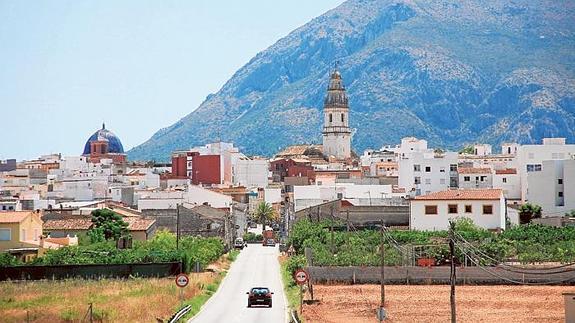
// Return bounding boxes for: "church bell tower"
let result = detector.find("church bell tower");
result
[322,68,351,159]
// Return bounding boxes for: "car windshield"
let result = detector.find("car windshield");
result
[251,288,269,294]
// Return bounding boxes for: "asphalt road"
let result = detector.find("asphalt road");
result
[188,243,287,323]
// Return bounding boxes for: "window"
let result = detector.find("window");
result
[425,178,431,185]
[341,113,344,122]
[558,179,563,185]
[465,205,472,213]
[480,176,487,182]
[414,164,421,172]
[440,167,445,173]
[329,114,333,123]
[450,164,457,172]
[414,177,421,184]
[464,176,470,182]
[558,192,564,197]
[448,204,458,214]
[526,164,541,172]
[502,178,507,183]
[425,166,431,172]
[425,205,438,215]
[0,228,10,241]
[482,205,493,215]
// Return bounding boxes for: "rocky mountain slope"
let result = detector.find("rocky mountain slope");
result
[128,0,575,161]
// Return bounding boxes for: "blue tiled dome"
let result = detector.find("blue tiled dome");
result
[82,123,125,155]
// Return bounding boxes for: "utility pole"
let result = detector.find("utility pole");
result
[176,203,180,250]
[449,220,456,323]
[379,219,385,322]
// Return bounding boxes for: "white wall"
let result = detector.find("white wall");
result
[527,159,575,216]
[293,183,404,211]
[264,187,282,205]
[516,139,575,202]
[399,152,458,196]
[233,159,269,188]
[186,185,232,208]
[410,197,506,231]
[492,173,521,200]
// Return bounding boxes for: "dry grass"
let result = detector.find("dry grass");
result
[303,284,572,323]
[0,255,234,322]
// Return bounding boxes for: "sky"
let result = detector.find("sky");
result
[0,0,345,160]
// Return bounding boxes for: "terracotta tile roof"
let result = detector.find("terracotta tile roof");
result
[123,217,156,231]
[43,218,93,230]
[458,167,492,174]
[414,189,503,201]
[495,168,517,175]
[0,211,33,223]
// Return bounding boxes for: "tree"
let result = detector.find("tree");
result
[253,202,276,234]
[89,209,129,242]
[519,203,542,224]
[459,146,474,154]
[565,210,575,218]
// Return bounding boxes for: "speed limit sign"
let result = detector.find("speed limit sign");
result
[175,273,189,288]
[294,269,308,285]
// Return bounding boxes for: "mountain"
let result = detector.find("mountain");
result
[128,0,575,161]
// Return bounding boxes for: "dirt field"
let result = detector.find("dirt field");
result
[303,285,572,323]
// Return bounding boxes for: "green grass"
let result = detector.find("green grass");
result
[227,249,240,262]
[280,258,304,322]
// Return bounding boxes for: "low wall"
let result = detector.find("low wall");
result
[0,262,182,281]
[306,266,575,285]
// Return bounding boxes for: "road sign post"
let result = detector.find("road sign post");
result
[175,273,190,307]
[294,269,309,316]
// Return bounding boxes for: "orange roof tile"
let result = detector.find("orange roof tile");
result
[43,218,93,230]
[0,211,33,223]
[495,168,517,175]
[458,167,491,174]
[123,217,156,231]
[414,189,503,201]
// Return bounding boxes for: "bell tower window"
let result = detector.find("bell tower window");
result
[341,113,344,122]
[329,114,332,123]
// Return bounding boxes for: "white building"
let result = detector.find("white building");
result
[473,144,492,156]
[526,159,575,216]
[493,168,521,201]
[322,69,351,160]
[516,138,575,208]
[398,151,458,197]
[458,167,492,189]
[293,183,406,212]
[410,189,506,231]
[233,157,269,188]
[137,185,233,211]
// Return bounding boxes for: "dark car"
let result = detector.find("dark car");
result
[263,238,276,247]
[246,287,273,307]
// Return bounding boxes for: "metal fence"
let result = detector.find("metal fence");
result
[0,262,182,281]
[306,266,575,285]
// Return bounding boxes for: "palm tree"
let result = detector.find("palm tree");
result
[254,202,276,234]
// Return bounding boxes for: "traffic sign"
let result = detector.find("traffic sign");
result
[175,273,190,288]
[294,269,308,285]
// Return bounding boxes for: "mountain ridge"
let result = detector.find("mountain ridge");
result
[128,0,575,161]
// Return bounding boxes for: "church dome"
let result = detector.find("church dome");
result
[82,123,125,155]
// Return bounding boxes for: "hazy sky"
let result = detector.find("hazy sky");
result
[0,0,344,160]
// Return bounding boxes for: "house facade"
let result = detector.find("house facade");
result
[410,189,506,231]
